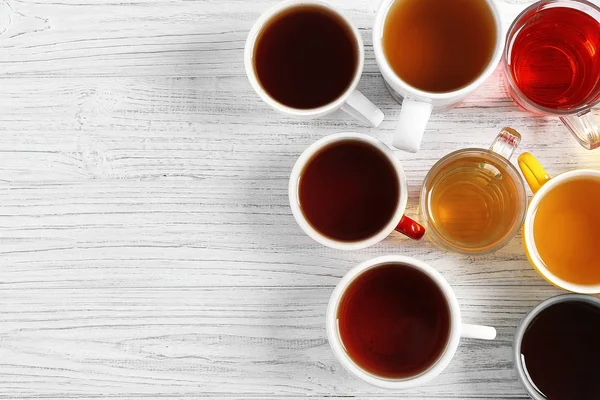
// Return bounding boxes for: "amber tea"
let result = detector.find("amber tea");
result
[422,151,524,253]
[382,0,497,93]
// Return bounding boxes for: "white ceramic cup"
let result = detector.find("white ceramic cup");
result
[289,132,424,250]
[327,255,497,389]
[245,0,384,127]
[372,0,504,152]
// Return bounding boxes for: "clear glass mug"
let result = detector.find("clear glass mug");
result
[420,128,527,254]
[503,0,600,149]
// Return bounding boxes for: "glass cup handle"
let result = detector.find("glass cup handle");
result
[518,152,551,194]
[560,110,600,150]
[489,127,522,160]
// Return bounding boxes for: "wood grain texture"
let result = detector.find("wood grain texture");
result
[1,0,599,398]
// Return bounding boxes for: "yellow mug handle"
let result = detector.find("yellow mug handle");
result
[517,153,551,193]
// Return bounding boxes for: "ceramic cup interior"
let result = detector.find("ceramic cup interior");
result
[288,133,408,250]
[326,255,463,389]
[244,0,364,118]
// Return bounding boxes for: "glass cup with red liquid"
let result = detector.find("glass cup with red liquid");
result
[503,0,600,149]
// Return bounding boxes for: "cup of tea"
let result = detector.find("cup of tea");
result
[327,255,496,389]
[372,0,504,152]
[503,0,600,150]
[244,0,384,127]
[514,294,600,399]
[518,153,600,293]
[420,128,527,254]
[288,132,424,250]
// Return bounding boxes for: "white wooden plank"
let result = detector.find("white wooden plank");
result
[0,0,543,77]
[0,285,561,397]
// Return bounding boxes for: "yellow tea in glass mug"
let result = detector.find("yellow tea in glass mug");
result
[420,128,527,254]
[427,156,520,241]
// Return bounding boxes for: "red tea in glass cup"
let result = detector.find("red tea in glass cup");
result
[503,0,600,149]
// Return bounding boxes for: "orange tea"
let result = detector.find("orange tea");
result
[382,0,497,93]
[532,177,600,285]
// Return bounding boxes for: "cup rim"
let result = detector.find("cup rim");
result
[372,0,504,101]
[244,0,365,117]
[419,148,527,255]
[513,294,600,400]
[326,255,462,389]
[523,169,600,294]
[502,0,600,116]
[288,133,408,250]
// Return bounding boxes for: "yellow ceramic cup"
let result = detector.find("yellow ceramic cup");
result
[518,152,600,294]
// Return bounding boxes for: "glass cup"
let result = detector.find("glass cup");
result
[513,294,600,399]
[420,128,527,254]
[503,0,600,149]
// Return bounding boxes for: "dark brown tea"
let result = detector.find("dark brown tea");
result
[253,5,358,109]
[383,0,497,93]
[298,140,399,242]
[337,263,451,378]
[520,301,600,399]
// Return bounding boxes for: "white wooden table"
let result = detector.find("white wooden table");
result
[1,0,599,398]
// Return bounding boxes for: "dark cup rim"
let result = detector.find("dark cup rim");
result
[513,294,600,399]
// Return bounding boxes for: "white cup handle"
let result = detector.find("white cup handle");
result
[461,323,497,340]
[340,90,384,127]
[392,98,433,153]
